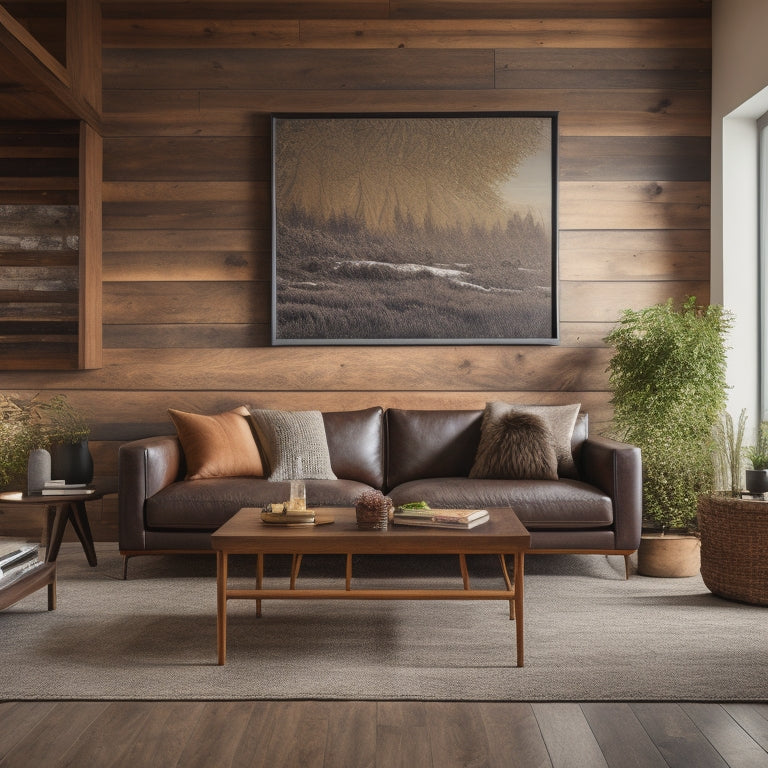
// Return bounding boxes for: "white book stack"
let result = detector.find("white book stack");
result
[0,538,41,583]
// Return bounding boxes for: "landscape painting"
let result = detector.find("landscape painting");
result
[271,112,558,345]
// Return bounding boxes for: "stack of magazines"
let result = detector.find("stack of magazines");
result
[0,538,42,584]
[392,506,490,529]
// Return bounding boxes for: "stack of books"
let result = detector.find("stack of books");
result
[0,538,42,584]
[40,480,94,496]
[392,506,490,529]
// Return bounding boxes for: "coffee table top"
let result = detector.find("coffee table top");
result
[211,507,530,555]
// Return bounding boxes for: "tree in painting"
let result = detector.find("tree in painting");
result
[273,114,555,344]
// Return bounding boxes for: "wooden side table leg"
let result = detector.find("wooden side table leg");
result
[217,551,228,665]
[459,554,470,589]
[47,577,56,611]
[68,501,98,566]
[44,504,66,562]
[256,553,263,618]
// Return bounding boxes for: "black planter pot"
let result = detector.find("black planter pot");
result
[50,439,94,484]
[745,468,768,495]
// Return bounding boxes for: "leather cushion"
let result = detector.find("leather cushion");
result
[386,409,483,489]
[323,407,385,488]
[145,477,374,530]
[168,407,264,480]
[388,477,613,529]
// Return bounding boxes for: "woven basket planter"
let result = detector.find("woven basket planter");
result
[698,495,768,605]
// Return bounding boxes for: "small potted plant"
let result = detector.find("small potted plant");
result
[0,393,91,490]
[745,420,768,495]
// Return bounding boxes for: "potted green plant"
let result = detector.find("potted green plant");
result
[604,297,732,577]
[0,393,91,491]
[745,420,768,495]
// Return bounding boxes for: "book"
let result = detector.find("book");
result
[394,508,489,524]
[40,487,95,496]
[0,540,39,576]
[393,511,490,530]
[44,481,88,489]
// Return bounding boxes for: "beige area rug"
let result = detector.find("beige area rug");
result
[0,543,765,701]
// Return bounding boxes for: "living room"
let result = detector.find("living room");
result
[1,0,767,765]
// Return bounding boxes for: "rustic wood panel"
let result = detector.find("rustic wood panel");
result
[0,1,712,541]
[0,121,80,370]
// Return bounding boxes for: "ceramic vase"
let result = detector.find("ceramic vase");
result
[27,448,51,493]
[50,439,94,484]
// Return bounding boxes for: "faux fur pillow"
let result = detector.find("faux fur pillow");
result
[169,406,264,480]
[469,412,559,480]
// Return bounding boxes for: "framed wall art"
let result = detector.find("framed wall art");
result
[271,111,558,346]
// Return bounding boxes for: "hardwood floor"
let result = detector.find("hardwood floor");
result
[1,701,766,767]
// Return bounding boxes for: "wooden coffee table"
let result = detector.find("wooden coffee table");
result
[211,506,530,667]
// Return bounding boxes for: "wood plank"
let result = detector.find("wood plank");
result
[100,0,391,20]
[103,200,260,229]
[102,180,256,202]
[0,702,57,759]
[102,49,495,91]
[560,137,711,181]
[532,703,608,768]
[560,181,709,230]
[0,346,614,391]
[631,704,730,768]
[560,250,708,282]
[103,322,269,347]
[682,703,768,768]
[424,702,494,767]
[0,702,109,766]
[388,1,712,19]
[79,120,103,369]
[581,703,667,768]
[376,702,433,768]
[477,702,553,767]
[561,280,710,322]
[720,704,768,753]
[322,701,377,768]
[103,251,267,282]
[103,228,257,253]
[66,0,102,113]
[102,18,711,49]
[104,282,267,324]
[310,19,709,49]
[103,137,268,181]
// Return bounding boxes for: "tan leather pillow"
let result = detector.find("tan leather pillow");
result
[169,406,264,480]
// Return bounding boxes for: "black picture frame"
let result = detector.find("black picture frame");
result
[271,111,558,346]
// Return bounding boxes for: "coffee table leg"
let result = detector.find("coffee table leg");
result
[514,552,525,667]
[217,551,228,665]
[69,501,98,566]
[256,553,263,617]
[44,504,66,562]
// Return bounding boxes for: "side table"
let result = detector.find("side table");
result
[698,494,768,605]
[0,481,114,566]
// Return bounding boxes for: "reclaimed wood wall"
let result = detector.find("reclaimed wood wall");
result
[0,0,711,540]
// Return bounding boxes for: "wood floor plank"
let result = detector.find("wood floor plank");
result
[55,701,157,768]
[532,703,609,768]
[682,703,768,768]
[173,701,255,768]
[631,703,730,768]
[238,700,328,768]
[477,702,553,767]
[581,703,667,768]
[376,701,433,768]
[719,704,768,754]
[112,701,207,768]
[0,702,108,768]
[323,701,377,768]
[0,702,57,761]
[423,702,493,768]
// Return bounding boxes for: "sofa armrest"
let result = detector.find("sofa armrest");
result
[118,435,183,551]
[580,435,642,552]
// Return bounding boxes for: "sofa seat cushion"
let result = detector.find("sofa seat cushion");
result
[388,478,613,529]
[145,478,374,531]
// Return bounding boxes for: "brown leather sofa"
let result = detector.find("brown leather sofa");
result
[118,406,641,576]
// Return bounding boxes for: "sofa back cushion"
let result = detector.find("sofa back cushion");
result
[386,409,483,489]
[386,408,590,489]
[323,407,385,489]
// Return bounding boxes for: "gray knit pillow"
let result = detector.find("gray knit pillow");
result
[248,408,336,481]
[469,411,558,480]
